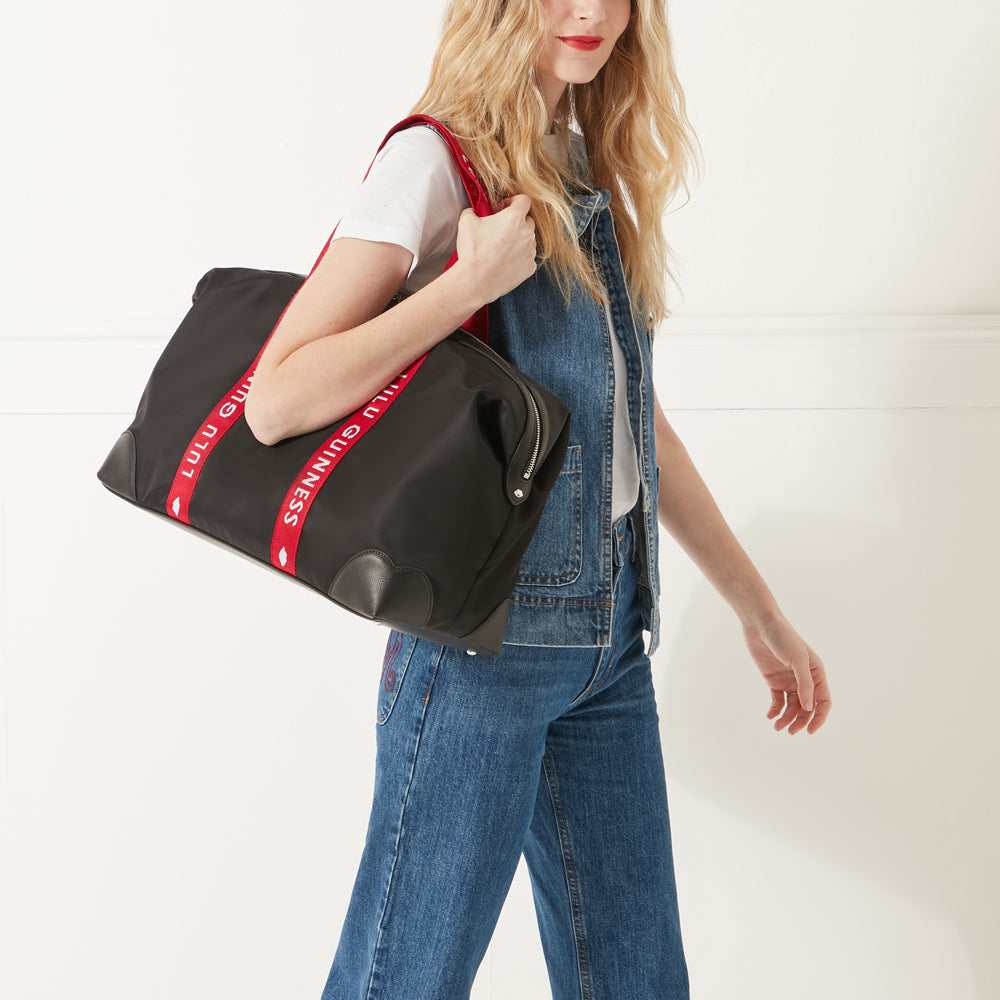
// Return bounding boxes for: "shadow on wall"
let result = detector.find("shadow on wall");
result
[655,384,998,997]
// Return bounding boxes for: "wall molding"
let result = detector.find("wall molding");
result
[2,315,998,414]
[657,314,1000,346]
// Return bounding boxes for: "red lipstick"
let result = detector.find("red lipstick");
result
[559,36,603,51]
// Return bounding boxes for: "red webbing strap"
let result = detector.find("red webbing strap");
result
[165,116,492,528]
[269,355,426,576]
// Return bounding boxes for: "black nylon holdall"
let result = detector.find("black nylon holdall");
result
[96,116,571,656]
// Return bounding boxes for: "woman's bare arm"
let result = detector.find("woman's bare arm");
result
[245,196,537,445]
[652,389,832,732]
[652,389,777,623]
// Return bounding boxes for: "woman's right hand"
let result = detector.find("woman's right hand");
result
[453,193,537,303]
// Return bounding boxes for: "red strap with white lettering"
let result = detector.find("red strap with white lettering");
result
[269,357,424,576]
[166,371,256,523]
[165,115,494,527]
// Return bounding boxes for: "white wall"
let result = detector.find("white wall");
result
[2,2,998,999]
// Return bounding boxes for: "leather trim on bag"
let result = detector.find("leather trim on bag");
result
[329,550,434,628]
[96,430,137,503]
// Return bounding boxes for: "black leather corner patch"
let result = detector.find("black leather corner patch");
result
[328,550,433,628]
[96,430,138,502]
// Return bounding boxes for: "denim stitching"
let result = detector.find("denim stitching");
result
[365,641,446,999]
[377,632,418,725]
[569,632,618,709]
[509,594,612,607]
[515,471,583,584]
[566,528,628,707]
[541,751,594,1000]
[517,446,584,586]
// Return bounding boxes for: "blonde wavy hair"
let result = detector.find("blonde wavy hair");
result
[409,0,703,327]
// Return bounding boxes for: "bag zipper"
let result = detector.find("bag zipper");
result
[459,332,543,483]
[522,389,541,480]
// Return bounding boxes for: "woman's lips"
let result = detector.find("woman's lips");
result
[559,36,603,51]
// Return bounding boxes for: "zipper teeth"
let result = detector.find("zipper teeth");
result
[522,389,541,480]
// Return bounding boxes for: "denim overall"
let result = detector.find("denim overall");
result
[491,147,662,655]
[322,139,688,1000]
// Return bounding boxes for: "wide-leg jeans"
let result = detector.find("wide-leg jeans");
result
[322,515,689,999]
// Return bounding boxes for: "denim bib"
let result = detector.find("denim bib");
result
[489,140,662,653]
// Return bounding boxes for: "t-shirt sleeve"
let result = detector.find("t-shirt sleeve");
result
[332,125,470,288]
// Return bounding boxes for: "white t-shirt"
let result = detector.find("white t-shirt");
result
[333,125,640,521]
[333,126,470,293]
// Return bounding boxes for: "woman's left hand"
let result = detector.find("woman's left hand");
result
[740,609,832,734]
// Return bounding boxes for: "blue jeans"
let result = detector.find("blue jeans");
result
[322,515,689,999]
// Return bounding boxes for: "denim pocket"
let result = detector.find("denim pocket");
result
[516,444,583,586]
[377,629,417,724]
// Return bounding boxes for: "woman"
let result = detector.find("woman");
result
[245,1,832,997]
